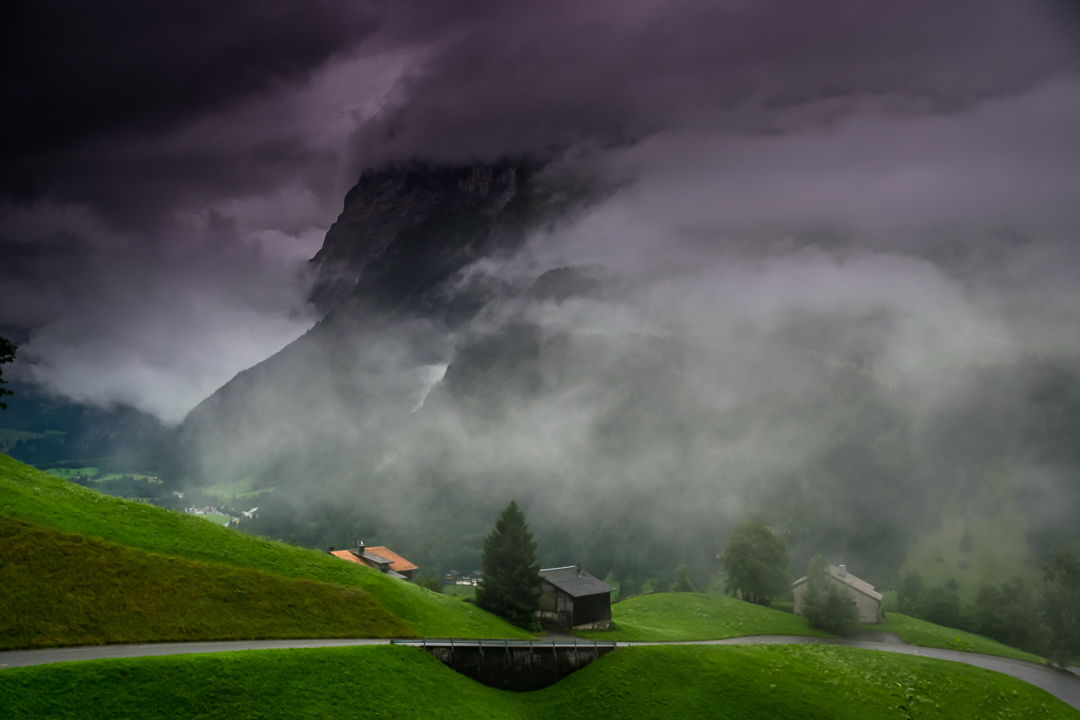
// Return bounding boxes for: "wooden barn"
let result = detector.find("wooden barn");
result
[536,566,615,630]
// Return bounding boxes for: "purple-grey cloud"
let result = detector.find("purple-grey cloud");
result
[1,0,1078,422]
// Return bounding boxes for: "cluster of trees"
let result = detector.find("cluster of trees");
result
[898,545,1080,664]
[0,336,15,411]
[722,522,860,636]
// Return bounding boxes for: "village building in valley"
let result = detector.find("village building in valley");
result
[536,566,615,630]
[792,564,884,624]
[329,542,418,580]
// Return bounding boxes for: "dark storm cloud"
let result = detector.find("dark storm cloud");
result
[360,0,1080,163]
[1,0,381,191]
[2,0,1078,422]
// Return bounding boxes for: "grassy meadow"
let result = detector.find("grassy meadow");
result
[576,592,835,642]
[873,613,1045,664]
[0,516,413,649]
[2,644,1075,720]
[0,453,530,640]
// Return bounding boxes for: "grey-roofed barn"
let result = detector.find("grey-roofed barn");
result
[537,566,615,630]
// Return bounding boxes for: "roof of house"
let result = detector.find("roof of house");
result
[365,546,419,573]
[792,565,883,602]
[539,566,615,598]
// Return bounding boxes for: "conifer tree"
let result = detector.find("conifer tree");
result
[476,500,542,629]
[0,336,15,411]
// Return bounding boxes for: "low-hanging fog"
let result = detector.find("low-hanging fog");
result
[175,76,1080,590]
[5,0,1080,591]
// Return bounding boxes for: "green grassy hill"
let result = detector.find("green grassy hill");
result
[874,613,1044,663]
[576,592,832,642]
[2,644,1075,720]
[578,592,1046,664]
[0,453,529,640]
[0,516,412,649]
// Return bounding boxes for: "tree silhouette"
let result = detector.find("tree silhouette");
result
[722,522,789,605]
[476,500,542,629]
[0,336,16,411]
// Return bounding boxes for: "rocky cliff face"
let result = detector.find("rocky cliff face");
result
[165,158,576,484]
[308,161,521,315]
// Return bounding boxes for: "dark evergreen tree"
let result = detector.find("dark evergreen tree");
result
[898,570,924,615]
[0,336,15,410]
[1042,545,1080,665]
[476,500,542,629]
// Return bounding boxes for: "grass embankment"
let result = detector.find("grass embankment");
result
[0,516,412,649]
[0,453,528,639]
[872,613,1045,664]
[2,644,1076,720]
[576,593,832,642]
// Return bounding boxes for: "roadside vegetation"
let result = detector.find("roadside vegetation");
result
[2,644,1076,720]
[0,516,412,649]
[575,592,831,642]
[872,613,1045,664]
[0,453,530,639]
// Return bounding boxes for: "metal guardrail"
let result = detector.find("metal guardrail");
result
[391,638,616,650]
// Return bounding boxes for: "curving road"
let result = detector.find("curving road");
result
[2,636,1079,711]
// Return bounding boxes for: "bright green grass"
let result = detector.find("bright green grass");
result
[2,644,1075,719]
[202,468,268,498]
[576,592,832,642]
[0,516,412,649]
[0,453,529,639]
[196,512,233,525]
[873,613,1045,664]
[444,583,476,599]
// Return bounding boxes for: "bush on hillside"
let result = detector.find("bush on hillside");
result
[670,564,693,592]
[416,575,443,593]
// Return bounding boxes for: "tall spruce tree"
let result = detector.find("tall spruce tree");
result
[476,500,542,629]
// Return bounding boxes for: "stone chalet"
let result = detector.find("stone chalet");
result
[536,566,615,630]
[792,564,883,624]
[330,543,418,580]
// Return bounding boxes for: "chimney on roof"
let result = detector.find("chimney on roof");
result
[839,564,847,577]
[329,546,335,552]
[576,564,582,575]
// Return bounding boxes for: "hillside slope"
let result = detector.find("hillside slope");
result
[0,516,412,650]
[2,644,1075,719]
[0,454,530,639]
[576,593,832,642]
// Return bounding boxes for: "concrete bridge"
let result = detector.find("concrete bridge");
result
[390,638,617,691]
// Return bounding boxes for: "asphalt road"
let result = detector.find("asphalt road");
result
[2,636,1079,711]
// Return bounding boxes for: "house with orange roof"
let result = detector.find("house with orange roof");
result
[330,542,418,580]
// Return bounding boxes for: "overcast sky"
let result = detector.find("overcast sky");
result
[2,0,1078,423]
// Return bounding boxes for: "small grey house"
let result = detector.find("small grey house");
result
[792,564,884,624]
[536,566,615,630]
